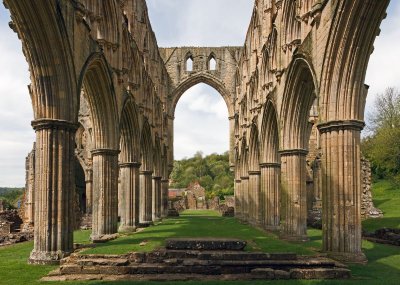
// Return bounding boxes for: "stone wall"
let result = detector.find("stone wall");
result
[361,157,383,219]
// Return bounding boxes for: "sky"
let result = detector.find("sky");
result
[0,1,399,186]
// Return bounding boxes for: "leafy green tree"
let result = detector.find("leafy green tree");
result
[362,88,400,183]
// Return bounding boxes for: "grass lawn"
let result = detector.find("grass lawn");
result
[362,180,400,232]
[1,180,400,285]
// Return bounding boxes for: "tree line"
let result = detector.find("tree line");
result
[169,151,234,199]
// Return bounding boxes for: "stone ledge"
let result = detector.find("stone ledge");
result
[165,238,246,251]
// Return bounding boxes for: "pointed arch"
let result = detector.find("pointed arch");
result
[119,98,140,163]
[261,100,280,163]
[282,0,301,45]
[79,53,119,150]
[249,124,260,172]
[208,53,217,70]
[140,120,154,171]
[280,57,317,150]
[185,52,194,72]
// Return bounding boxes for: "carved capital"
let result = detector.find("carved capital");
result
[279,149,308,156]
[248,170,261,176]
[259,162,281,168]
[139,170,154,175]
[91,149,120,156]
[31,119,79,132]
[119,162,141,168]
[317,120,365,133]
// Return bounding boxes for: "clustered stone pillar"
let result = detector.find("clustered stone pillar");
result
[24,144,36,226]
[91,149,119,241]
[228,116,236,168]
[240,176,249,222]
[280,149,308,241]
[234,179,242,219]
[152,176,162,221]
[161,179,169,217]
[29,119,77,264]
[139,170,153,226]
[318,120,366,263]
[118,162,141,232]
[260,163,280,230]
[248,170,261,225]
[85,168,93,214]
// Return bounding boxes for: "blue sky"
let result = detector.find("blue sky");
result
[0,1,399,186]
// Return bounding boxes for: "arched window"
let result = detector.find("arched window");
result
[209,56,217,70]
[186,56,193,72]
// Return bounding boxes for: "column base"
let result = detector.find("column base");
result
[118,225,137,233]
[264,225,280,232]
[326,251,368,264]
[280,234,309,242]
[90,233,119,243]
[138,221,153,228]
[28,250,71,265]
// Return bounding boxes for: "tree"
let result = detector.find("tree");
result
[362,88,400,183]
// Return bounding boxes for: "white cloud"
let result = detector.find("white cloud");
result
[174,84,229,159]
[365,1,400,118]
[0,8,34,187]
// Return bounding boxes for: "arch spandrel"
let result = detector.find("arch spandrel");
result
[160,46,242,118]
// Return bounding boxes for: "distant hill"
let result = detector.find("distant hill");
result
[0,188,24,196]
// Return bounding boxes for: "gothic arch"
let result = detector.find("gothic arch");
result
[119,98,140,163]
[280,57,317,150]
[170,73,234,117]
[79,53,119,150]
[261,100,280,164]
[140,120,154,171]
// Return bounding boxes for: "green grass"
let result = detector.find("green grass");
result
[81,210,312,255]
[362,180,400,232]
[1,183,400,285]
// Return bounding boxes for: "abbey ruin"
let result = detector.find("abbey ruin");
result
[3,0,390,266]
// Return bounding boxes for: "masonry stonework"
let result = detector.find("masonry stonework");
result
[4,0,390,264]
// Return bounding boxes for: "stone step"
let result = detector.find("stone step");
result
[165,238,246,251]
[54,265,350,281]
[137,250,297,263]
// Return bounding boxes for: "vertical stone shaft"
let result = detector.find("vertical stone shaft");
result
[260,163,280,230]
[29,119,77,264]
[152,176,162,221]
[139,170,153,225]
[280,149,308,241]
[25,145,36,225]
[248,171,261,225]
[234,179,242,219]
[119,162,141,232]
[91,149,119,240]
[241,176,249,222]
[228,116,235,168]
[161,179,169,217]
[85,169,93,214]
[319,121,366,262]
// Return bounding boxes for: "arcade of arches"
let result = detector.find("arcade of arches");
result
[4,0,390,264]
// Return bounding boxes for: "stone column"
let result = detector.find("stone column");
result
[241,176,249,222]
[139,170,153,226]
[260,163,280,230]
[318,120,366,263]
[279,149,308,241]
[118,162,141,232]
[85,169,93,214]
[25,145,35,226]
[152,176,162,221]
[248,170,261,225]
[90,149,119,241]
[234,179,242,219]
[228,116,235,168]
[29,119,77,264]
[161,179,169,217]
